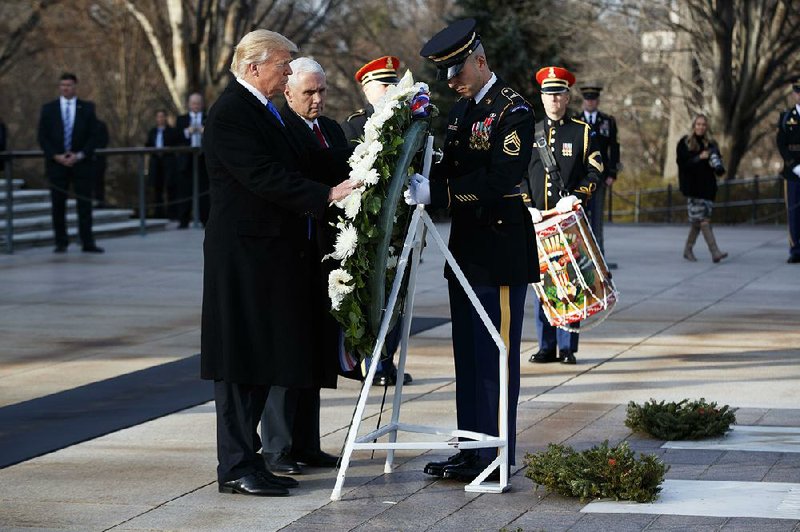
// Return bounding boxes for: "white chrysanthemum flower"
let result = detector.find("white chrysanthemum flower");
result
[386,254,398,269]
[366,140,383,160]
[350,141,368,162]
[328,268,354,310]
[362,167,380,186]
[363,123,380,145]
[338,189,362,219]
[330,223,358,261]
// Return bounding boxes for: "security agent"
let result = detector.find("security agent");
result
[406,18,538,482]
[574,83,620,257]
[528,66,602,366]
[777,78,800,264]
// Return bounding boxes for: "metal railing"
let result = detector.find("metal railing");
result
[607,175,786,225]
[1,146,202,254]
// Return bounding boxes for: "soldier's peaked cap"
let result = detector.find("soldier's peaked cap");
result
[535,66,576,94]
[420,18,481,81]
[579,83,603,99]
[355,56,400,85]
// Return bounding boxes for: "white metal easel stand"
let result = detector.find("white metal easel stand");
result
[330,203,511,501]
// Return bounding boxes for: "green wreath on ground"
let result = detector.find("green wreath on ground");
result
[524,440,668,503]
[625,398,737,440]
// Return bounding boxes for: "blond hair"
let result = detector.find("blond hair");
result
[230,30,298,78]
[686,113,715,152]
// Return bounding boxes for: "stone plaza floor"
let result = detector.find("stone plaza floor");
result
[0,221,799,531]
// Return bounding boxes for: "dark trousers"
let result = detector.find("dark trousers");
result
[787,179,800,259]
[448,280,525,464]
[49,162,95,248]
[178,153,209,226]
[214,380,269,483]
[261,386,321,457]
[149,156,176,219]
[93,157,106,204]
[534,298,580,352]
[587,181,607,254]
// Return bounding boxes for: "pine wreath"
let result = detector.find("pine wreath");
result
[625,398,737,440]
[524,440,668,503]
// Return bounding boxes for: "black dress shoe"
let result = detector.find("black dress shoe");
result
[54,245,67,253]
[442,460,503,482]
[788,255,800,264]
[261,468,299,488]
[423,450,475,477]
[82,245,105,253]
[560,350,577,364]
[264,452,302,475]
[218,472,289,496]
[402,372,413,385]
[292,449,339,468]
[529,348,558,363]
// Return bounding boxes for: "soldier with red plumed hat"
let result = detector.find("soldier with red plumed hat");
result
[341,56,402,144]
[528,66,602,366]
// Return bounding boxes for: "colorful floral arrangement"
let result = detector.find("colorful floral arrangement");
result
[625,398,737,440]
[325,70,432,359]
[524,441,668,503]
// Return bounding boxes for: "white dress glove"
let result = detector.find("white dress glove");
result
[528,207,543,224]
[404,173,431,205]
[555,195,579,214]
[793,164,800,178]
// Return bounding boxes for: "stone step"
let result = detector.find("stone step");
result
[3,209,140,234]
[0,189,51,206]
[0,179,25,191]
[1,219,169,248]
[0,199,76,218]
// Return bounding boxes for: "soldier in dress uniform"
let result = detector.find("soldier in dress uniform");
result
[777,78,800,264]
[574,83,620,259]
[527,66,602,366]
[340,55,413,388]
[340,56,401,144]
[406,18,538,482]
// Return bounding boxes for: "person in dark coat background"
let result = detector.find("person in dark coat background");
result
[677,114,727,263]
[200,30,359,497]
[145,110,182,219]
[37,72,103,253]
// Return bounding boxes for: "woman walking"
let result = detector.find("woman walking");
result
[677,114,728,263]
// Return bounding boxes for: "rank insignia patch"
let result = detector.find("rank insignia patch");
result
[562,142,573,157]
[588,151,605,172]
[503,131,521,156]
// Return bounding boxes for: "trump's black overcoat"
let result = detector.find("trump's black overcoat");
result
[200,80,336,388]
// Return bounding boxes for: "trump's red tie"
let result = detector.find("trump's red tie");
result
[312,122,328,148]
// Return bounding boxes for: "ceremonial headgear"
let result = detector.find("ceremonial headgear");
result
[355,56,400,86]
[579,83,603,100]
[535,66,576,94]
[420,18,481,81]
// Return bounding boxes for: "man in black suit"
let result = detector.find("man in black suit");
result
[201,30,359,497]
[37,72,103,253]
[261,57,350,476]
[175,92,208,227]
[145,110,182,219]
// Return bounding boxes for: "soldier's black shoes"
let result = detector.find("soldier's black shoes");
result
[788,255,800,263]
[441,461,505,482]
[529,349,558,363]
[264,452,302,475]
[373,369,413,386]
[424,450,475,477]
[292,449,339,468]
[218,471,291,496]
[82,245,105,253]
[560,350,577,364]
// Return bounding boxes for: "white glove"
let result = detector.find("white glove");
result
[404,173,431,205]
[793,164,800,178]
[528,207,543,224]
[555,195,579,214]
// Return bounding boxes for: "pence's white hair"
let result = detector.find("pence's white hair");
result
[287,57,326,87]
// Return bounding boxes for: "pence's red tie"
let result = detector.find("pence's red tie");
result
[312,122,328,147]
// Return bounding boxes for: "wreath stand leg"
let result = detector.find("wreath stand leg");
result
[330,204,511,501]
